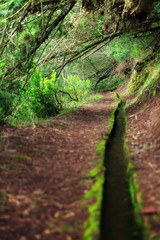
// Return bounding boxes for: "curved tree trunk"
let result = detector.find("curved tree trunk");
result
[122,0,155,19]
[82,0,155,20]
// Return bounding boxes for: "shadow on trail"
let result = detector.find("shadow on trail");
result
[68,107,114,123]
[100,99,143,240]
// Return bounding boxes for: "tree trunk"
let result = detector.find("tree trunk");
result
[122,0,155,20]
[82,0,104,11]
[93,62,117,88]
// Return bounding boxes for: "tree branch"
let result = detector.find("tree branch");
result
[2,0,77,79]
[59,90,78,102]
[145,29,160,49]
[56,31,123,77]
[93,62,117,88]
[0,0,32,23]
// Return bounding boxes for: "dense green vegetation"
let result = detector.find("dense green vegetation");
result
[0,2,160,240]
[0,0,160,124]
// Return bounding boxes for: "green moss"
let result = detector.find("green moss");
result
[126,161,155,240]
[108,93,120,134]
[11,154,31,161]
[0,192,7,211]
[0,165,8,170]
[83,140,105,240]
[94,75,124,92]
[60,223,75,233]
[129,54,160,98]
[127,162,142,214]
[83,94,120,240]
[88,94,103,101]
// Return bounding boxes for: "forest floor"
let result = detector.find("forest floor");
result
[123,84,160,239]
[0,85,160,240]
[0,92,118,240]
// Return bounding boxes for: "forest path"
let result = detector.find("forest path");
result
[0,92,118,240]
[1,88,160,240]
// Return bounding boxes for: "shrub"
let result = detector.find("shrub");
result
[95,74,124,91]
[57,74,92,106]
[28,69,60,118]
[7,69,92,123]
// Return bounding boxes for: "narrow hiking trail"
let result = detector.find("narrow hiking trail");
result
[0,92,118,240]
[0,89,160,240]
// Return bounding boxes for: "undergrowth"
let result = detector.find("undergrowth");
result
[1,68,92,125]
[95,74,124,92]
[129,54,160,99]
[127,162,143,226]
[83,140,105,240]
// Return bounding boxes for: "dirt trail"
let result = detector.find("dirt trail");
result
[0,88,160,240]
[0,92,118,240]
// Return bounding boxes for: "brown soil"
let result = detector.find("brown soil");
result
[0,92,117,240]
[119,84,160,239]
[0,86,160,240]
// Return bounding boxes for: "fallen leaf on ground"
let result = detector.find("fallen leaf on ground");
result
[34,234,41,239]
[7,194,20,205]
[54,211,61,218]
[19,236,27,240]
[66,236,72,240]
[63,212,75,219]
[1,214,10,219]
[43,229,51,235]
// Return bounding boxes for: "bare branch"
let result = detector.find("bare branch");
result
[93,62,117,88]
[82,41,109,60]
[56,31,123,77]
[40,0,45,27]
[0,0,32,23]
[59,90,78,102]
[145,29,160,50]
[2,0,77,79]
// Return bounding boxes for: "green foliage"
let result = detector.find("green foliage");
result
[6,68,58,123]
[76,12,104,38]
[127,162,143,227]
[0,81,18,121]
[108,37,130,62]
[0,0,26,18]
[153,1,160,18]
[87,93,102,101]
[129,55,160,96]
[57,74,92,104]
[3,68,92,123]
[27,69,59,118]
[95,74,124,91]
[107,36,151,62]
[129,71,148,95]
[0,0,159,125]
